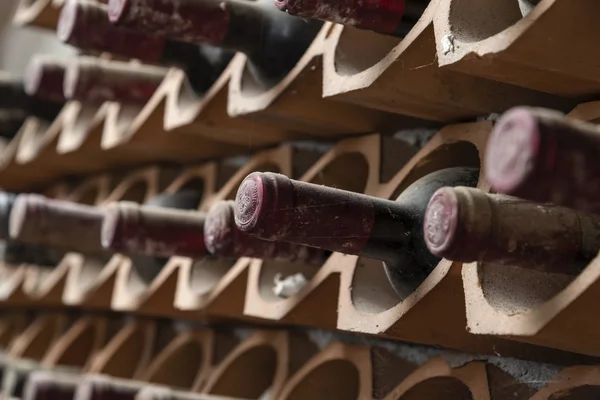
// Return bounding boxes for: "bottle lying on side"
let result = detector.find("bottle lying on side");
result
[108,0,323,88]
[0,73,63,122]
[423,186,600,275]
[58,0,232,95]
[233,168,480,299]
[485,106,600,214]
[101,199,328,265]
[7,188,202,282]
[25,55,168,107]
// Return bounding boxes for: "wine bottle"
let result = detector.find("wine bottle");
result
[23,371,78,400]
[24,56,68,103]
[57,0,232,94]
[101,201,208,259]
[0,73,63,122]
[275,0,429,37]
[25,56,168,107]
[102,198,325,264]
[424,186,600,275]
[9,194,106,255]
[64,57,168,106]
[205,200,328,263]
[0,110,26,139]
[485,106,600,214]
[234,168,479,298]
[75,375,142,400]
[108,0,323,86]
[126,189,204,283]
[0,191,57,266]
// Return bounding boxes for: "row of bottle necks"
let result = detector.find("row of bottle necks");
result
[0,105,598,299]
[2,0,549,141]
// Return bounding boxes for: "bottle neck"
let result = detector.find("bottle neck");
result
[160,40,233,94]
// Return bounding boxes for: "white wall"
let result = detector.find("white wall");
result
[0,0,75,77]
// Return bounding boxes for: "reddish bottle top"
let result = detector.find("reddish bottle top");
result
[205,200,327,264]
[486,106,600,214]
[424,186,600,275]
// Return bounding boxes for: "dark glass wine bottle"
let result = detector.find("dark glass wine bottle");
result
[75,376,142,400]
[108,0,323,86]
[275,0,429,37]
[63,57,168,106]
[234,168,479,298]
[424,186,600,275]
[25,56,168,107]
[0,110,26,139]
[485,106,600,214]
[9,193,106,255]
[23,371,78,400]
[57,0,232,94]
[102,199,327,264]
[0,192,58,266]
[0,74,63,122]
[205,200,328,263]
[127,189,204,283]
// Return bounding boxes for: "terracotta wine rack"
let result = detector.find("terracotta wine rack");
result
[4,2,600,398]
[226,23,414,136]
[320,0,572,122]
[434,0,600,97]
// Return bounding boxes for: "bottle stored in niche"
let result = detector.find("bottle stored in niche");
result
[108,0,323,87]
[75,375,144,400]
[25,56,168,106]
[63,57,168,106]
[123,189,204,283]
[9,194,106,255]
[102,199,327,265]
[58,0,232,94]
[276,0,429,37]
[234,168,479,298]
[23,371,78,400]
[424,186,600,275]
[485,106,600,214]
[0,72,63,122]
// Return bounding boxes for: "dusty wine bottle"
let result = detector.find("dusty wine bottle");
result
[485,106,600,214]
[112,189,204,283]
[63,57,168,106]
[101,201,209,259]
[0,191,55,266]
[108,0,323,86]
[57,0,232,94]
[205,200,328,264]
[75,375,143,400]
[9,194,106,255]
[23,371,78,400]
[24,55,68,103]
[0,73,63,122]
[424,186,600,274]
[276,0,429,37]
[234,168,479,298]
[0,110,26,139]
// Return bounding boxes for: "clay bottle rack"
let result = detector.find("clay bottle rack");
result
[460,101,600,358]
[241,133,416,328]
[434,0,600,97]
[61,166,177,311]
[159,144,324,320]
[226,23,414,136]
[201,330,318,399]
[320,0,573,122]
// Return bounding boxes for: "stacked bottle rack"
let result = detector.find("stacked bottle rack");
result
[2,0,600,399]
